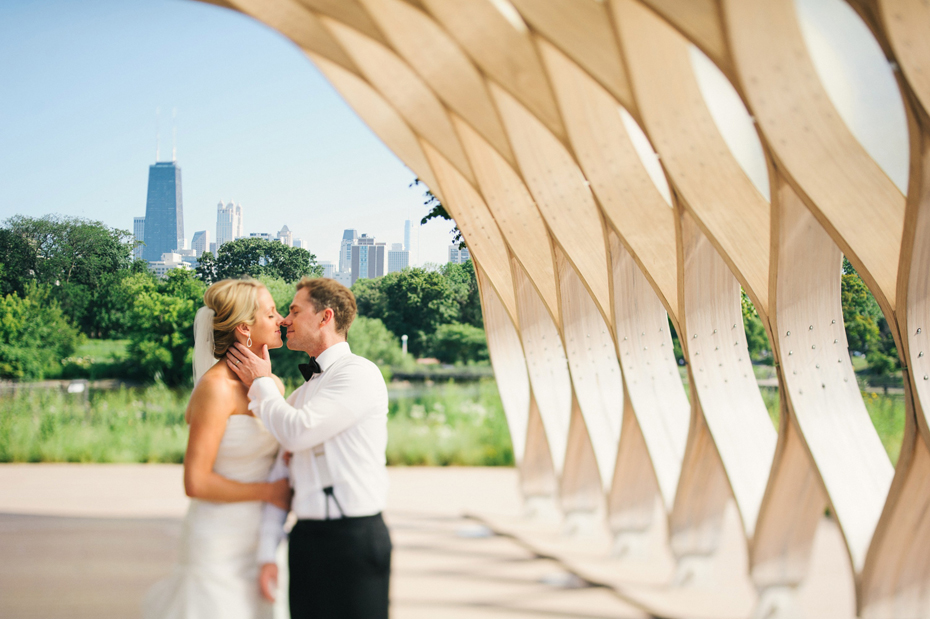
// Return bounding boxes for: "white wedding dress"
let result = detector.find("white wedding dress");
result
[143,414,280,619]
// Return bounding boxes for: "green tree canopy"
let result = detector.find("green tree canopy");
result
[204,238,322,284]
[122,269,206,387]
[0,284,82,380]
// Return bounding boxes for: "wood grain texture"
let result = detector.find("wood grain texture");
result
[321,17,476,185]
[675,210,776,540]
[609,232,689,508]
[613,0,771,316]
[308,53,442,199]
[508,0,633,110]
[556,246,625,491]
[723,0,905,313]
[453,116,561,327]
[475,259,530,464]
[491,82,613,325]
[767,176,892,574]
[419,0,567,143]
[359,0,516,167]
[540,41,679,320]
[512,258,573,475]
[421,142,517,321]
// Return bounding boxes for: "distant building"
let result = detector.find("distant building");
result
[277,225,293,247]
[404,220,411,251]
[208,242,217,254]
[320,261,335,278]
[351,236,385,284]
[339,229,358,275]
[216,201,243,249]
[191,230,210,257]
[133,217,145,260]
[250,232,274,242]
[388,243,409,274]
[334,271,352,287]
[449,245,470,265]
[148,252,192,278]
[294,239,306,250]
[142,161,184,261]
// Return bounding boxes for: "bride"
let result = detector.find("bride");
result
[144,278,291,619]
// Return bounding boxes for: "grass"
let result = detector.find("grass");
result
[0,379,514,467]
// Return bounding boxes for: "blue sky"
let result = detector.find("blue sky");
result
[0,0,456,266]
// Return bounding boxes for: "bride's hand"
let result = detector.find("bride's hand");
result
[267,478,292,511]
[259,563,278,602]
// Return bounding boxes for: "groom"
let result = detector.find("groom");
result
[227,277,391,619]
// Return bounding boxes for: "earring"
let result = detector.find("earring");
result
[247,336,252,347]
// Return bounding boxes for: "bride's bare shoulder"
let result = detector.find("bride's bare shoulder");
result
[186,365,240,422]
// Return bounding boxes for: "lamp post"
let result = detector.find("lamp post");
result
[401,334,408,356]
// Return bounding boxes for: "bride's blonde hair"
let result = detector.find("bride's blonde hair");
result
[203,279,266,359]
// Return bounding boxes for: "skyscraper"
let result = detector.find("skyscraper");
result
[142,161,184,261]
[277,225,293,247]
[294,239,306,249]
[133,217,145,260]
[388,243,409,273]
[320,261,335,278]
[404,220,411,251]
[339,229,358,274]
[449,245,470,265]
[351,236,385,284]
[191,230,210,257]
[216,201,243,249]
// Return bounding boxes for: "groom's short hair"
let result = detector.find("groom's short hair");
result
[295,277,357,336]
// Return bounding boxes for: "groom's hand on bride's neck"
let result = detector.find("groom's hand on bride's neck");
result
[226,343,272,387]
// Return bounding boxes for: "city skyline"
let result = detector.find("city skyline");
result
[1,0,457,267]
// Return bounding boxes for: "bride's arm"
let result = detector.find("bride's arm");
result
[183,376,290,507]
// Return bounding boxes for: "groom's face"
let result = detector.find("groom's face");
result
[282,288,322,353]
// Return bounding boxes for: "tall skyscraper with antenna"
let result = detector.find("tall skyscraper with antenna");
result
[142,160,184,261]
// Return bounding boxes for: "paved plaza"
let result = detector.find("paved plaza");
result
[0,465,647,619]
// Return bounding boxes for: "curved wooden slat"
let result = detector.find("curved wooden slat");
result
[321,17,476,185]
[609,232,689,508]
[474,259,530,464]
[612,0,771,317]
[453,116,561,327]
[419,0,567,143]
[420,142,517,320]
[539,40,679,323]
[228,0,361,74]
[512,258,573,476]
[556,246,625,491]
[723,0,905,314]
[491,82,613,324]
[358,0,516,166]
[308,52,442,199]
[675,210,777,540]
[507,0,633,110]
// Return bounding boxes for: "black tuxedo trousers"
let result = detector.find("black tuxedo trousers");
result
[288,513,392,619]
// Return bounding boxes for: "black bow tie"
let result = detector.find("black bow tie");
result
[298,357,322,382]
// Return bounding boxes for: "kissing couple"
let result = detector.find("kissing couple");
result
[143,277,392,619]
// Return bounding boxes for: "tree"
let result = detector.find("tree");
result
[377,268,458,356]
[0,215,134,331]
[0,284,82,380]
[413,178,465,249]
[351,277,386,319]
[441,260,482,328]
[741,289,771,363]
[195,251,217,284]
[429,322,489,364]
[347,316,409,368]
[123,269,206,386]
[208,238,322,283]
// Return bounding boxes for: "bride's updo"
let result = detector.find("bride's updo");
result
[203,279,266,359]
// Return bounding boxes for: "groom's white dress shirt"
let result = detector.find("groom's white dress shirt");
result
[249,341,389,564]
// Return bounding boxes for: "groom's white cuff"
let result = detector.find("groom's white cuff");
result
[248,377,280,412]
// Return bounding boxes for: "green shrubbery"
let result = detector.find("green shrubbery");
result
[0,380,514,466]
[0,284,82,380]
